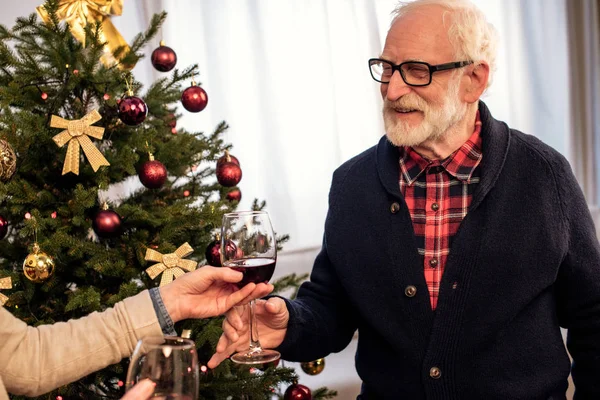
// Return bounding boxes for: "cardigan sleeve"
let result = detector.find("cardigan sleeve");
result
[276,236,358,361]
[553,156,600,399]
[0,290,163,397]
[276,169,359,362]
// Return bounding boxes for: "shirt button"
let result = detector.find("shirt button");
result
[431,203,439,211]
[404,285,417,297]
[390,202,400,214]
[429,367,442,379]
[429,258,438,268]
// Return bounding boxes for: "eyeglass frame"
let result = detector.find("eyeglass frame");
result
[368,58,474,87]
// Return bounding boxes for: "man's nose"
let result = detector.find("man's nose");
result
[383,70,412,101]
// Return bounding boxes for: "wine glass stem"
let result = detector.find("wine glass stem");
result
[248,299,263,354]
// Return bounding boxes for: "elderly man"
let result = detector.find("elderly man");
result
[209,1,600,399]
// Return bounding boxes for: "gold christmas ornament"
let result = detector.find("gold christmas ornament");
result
[36,0,131,68]
[50,109,110,175]
[300,358,325,375]
[23,243,55,283]
[145,242,198,286]
[0,276,12,306]
[0,139,17,182]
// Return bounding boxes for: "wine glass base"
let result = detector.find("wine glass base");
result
[230,349,281,365]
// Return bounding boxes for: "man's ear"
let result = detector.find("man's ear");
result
[463,62,490,103]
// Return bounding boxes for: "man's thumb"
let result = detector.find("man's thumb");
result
[265,297,286,315]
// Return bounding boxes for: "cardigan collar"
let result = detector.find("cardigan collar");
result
[376,101,510,210]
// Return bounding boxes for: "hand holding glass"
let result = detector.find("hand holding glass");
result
[126,336,199,400]
[220,211,279,364]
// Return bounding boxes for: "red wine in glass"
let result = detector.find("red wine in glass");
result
[221,210,280,364]
[224,258,276,288]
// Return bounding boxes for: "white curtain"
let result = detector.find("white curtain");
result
[566,0,600,234]
[137,0,572,254]
[1,0,575,252]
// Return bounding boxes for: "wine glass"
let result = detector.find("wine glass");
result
[126,336,199,400]
[221,210,280,364]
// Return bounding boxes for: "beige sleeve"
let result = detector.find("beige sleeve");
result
[0,290,163,397]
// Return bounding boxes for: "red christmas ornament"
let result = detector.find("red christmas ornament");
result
[183,190,190,197]
[181,83,208,112]
[92,204,122,238]
[217,151,240,168]
[205,238,237,267]
[118,95,148,126]
[139,154,167,189]
[0,214,8,240]
[216,162,242,187]
[151,41,177,72]
[41,92,48,100]
[226,188,242,202]
[205,240,222,267]
[103,93,110,100]
[284,383,312,400]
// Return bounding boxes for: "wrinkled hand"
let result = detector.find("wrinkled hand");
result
[207,296,289,368]
[121,379,155,400]
[159,266,274,322]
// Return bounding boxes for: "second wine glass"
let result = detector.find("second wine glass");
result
[220,210,280,364]
[125,336,199,400]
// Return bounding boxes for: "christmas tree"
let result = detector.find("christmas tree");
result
[0,1,336,399]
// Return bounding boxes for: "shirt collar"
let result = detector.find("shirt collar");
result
[399,111,483,185]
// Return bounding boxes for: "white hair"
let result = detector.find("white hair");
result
[392,0,498,88]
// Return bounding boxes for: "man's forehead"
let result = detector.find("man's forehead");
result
[383,9,454,60]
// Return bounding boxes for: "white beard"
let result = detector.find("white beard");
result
[383,77,467,148]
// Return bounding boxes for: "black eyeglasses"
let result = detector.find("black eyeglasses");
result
[368,58,473,87]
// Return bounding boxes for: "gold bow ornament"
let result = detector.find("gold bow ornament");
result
[0,276,12,306]
[145,243,198,287]
[36,0,131,68]
[51,109,110,175]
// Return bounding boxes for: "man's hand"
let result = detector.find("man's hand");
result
[159,266,273,322]
[207,296,289,368]
[121,379,155,400]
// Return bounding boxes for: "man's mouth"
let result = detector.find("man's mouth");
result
[393,108,419,113]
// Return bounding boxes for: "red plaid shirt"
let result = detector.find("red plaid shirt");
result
[399,113,483,310]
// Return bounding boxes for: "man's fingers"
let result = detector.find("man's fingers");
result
[208,341,239,368]
[225,306,245,330]
[202,265,243,283]
[226,283,256,308]
[216,332,230,353]
[264,296,286,314]
[222,318,241,344]
[121,379,155,400]
[238,283,274,305]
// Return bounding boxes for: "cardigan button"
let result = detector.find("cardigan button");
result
[404,285,417,297]
[390,202,400,213]
[429,366,442,379]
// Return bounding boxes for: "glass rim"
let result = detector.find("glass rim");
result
[222,210,269,218]
[138,335,196,350]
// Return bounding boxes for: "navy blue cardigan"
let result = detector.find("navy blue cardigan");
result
[277,102,600,399]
